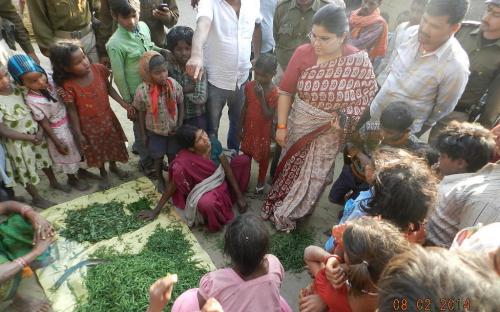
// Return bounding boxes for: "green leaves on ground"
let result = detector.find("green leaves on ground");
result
[271,229,314,272]
[60,198,152,243]
[76,227,209,312]
[125,197,153,214]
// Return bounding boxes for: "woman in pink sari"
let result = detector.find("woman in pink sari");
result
[262,5,378,232]
[139,125,250,232]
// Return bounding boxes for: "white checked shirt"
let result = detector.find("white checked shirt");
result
[426,162,500,248]
[197,0,262,90]
[370,25,470,133]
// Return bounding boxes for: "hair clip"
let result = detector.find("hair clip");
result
[362,260,369,267]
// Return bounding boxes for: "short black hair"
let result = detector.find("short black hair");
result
[313,4,349,36]
[413,145,440,167]
[437,121,495,172]
[224,213,270,276]
[166,26,194,52]
[380,102,414,132]
[254,53,278,74]
[425,0,469,24]
[110,0,136,17]
[175,124,200,149]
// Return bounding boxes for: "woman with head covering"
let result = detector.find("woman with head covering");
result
[138,124,251,232]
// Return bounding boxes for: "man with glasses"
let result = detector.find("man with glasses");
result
[429,0,500,145]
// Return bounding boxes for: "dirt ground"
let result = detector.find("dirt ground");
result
[14,2,345,310]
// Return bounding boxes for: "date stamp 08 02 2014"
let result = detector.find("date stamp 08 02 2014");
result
[391,298,471,311]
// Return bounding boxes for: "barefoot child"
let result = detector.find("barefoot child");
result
[133,52,184,192]
[106,0,167,177]
[49,41,134,190]
[8,54,89,191]
[172,213,292,312]
[0,62,64,208]
[239,54,279,194]
[166,26,208,130]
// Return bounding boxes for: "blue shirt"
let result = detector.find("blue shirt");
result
[324,189,373,251]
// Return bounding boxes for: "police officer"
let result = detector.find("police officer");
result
[0,0,39,64]
[429,0,500,144]
[26,0,100,62]
[273,0,341,73]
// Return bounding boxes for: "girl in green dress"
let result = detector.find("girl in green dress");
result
[0,63,68,208]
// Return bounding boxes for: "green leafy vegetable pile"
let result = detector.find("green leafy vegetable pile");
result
[60,198,152,243]
[76,227,209,312]
[271,229,314,272]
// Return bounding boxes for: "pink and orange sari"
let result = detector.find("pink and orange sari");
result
[262,45,377,231]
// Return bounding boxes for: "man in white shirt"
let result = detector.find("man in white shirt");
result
[369,0,470,137]
[374,0,428,82]
[426,121,497,247]
[186,0,262,150]
[260,0,277,54]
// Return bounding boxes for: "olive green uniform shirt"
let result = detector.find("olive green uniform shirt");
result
[273,0,331,70]
[97,0,178,56]
[455,22,500,128]
[26,0,100,50]
[0,0,34,53]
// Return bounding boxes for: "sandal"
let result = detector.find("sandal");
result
[139,163,158,180]
[254,185,265,195]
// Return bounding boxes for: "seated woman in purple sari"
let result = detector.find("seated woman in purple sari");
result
[262,5,378,232]
[139,125,250,232]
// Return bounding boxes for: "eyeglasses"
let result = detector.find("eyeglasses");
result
[486,5,500,18]
[307,32,337,45]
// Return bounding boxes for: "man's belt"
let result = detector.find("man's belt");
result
[54,24,93,40]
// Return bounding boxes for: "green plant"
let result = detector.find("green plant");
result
[60,200,147,243]
[270,229,314,272]
[76,227,209,312]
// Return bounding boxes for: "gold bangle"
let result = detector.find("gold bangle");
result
[277,123,287,129]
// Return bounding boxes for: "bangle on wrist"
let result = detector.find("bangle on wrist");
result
[14,257,28,268]
[324,254,342,265]
[277,123,287,130]
[20,206,31,218]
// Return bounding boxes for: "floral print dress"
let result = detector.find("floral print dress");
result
[0,86,51,187]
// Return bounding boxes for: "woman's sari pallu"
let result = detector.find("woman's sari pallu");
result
[262,50,377,231]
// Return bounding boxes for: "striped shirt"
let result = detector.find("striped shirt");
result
[168,63,208,120]
[426,162,500,248]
